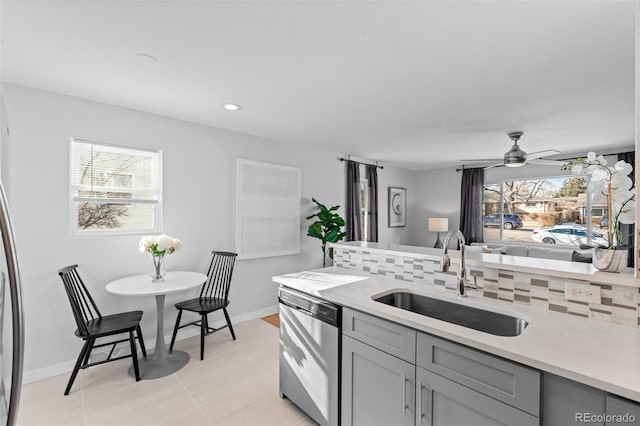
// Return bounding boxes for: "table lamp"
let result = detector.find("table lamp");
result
[428,218,449,248]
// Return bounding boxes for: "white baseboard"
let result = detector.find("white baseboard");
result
[22,304,279,385]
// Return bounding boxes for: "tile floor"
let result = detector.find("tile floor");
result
[18,319,315,426]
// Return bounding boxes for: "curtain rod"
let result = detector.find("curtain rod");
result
[338,155,384,169]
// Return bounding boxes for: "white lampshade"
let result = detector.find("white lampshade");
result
[428,218,448,232]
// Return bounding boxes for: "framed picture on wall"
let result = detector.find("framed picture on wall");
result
[388,186,406,227]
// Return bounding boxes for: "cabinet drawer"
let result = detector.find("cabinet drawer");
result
[417,332,540,416]
[343,308,416,363]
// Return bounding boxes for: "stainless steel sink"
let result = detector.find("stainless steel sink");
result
[374,292,528,337]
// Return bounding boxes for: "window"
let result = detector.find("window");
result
[70,138,162,235]
[360,178,369,241]
[482,175,598,246]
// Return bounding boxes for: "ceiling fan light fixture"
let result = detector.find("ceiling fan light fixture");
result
[504,160,526,167]
[503,139,527,167]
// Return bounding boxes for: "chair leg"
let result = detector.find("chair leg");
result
[128,331,140,382]
[136,325,147,357]
[223,308,236,340]
[200,314,206,361]
[169,309,183,352]
[65,340,90,396]
[82,338,95,367]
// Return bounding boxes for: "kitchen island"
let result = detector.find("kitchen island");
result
[275,242,640,425]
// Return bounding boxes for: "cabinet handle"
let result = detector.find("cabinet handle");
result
[402,374,408,417]
[418,381,424,425]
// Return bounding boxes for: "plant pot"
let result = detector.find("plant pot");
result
[592,248,628,273]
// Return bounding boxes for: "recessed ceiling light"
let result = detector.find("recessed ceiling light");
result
[135,53,159,64]
[223,103,241,111]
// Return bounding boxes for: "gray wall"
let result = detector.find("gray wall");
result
[378,165,419,244]
[3,83,416,380]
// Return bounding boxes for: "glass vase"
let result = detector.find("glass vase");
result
[152,254,165,281]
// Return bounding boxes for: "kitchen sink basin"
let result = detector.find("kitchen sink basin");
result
[374,292,528,337]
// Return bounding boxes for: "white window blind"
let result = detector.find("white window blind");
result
[70,138,162,235]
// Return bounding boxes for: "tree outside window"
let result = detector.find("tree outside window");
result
[482,175,595,245]
[70,139,162,235]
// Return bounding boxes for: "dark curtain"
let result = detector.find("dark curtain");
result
[618,152,635,267]
[459,167,485,244]
[366,165,379,242]
[346,160,362,241]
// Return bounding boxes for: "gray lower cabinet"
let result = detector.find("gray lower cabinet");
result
[341,309,640,426]
[543,373,606,425]
[417,333,541,417]
[342,335,415,426]
[416,367,539,426]
[542,373,640,425]
[606,395,640,425]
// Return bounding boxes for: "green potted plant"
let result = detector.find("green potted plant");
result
[306,198,347,267]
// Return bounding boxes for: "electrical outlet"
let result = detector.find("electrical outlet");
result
[565,282,601,304]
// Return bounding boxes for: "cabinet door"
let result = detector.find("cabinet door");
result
[342,335,415,426]
[543,373,606,426]
[606,395,640,426]
[416,367,539,426]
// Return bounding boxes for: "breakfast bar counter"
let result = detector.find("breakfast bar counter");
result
[274,268,640,403]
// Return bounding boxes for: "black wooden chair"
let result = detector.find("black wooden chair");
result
[169,251,237,360]
[57,265,147,395]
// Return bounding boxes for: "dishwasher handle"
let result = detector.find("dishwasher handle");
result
[278,296,314,315]
[278,287,340,327]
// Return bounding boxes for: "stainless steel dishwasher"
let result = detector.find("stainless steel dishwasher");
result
[278,286,340,426]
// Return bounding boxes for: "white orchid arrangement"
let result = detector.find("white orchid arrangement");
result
[138,234,182,257]
[565,152,636,249]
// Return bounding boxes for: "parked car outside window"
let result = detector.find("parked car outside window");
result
[531,225,608,246]
[483,213,523,230]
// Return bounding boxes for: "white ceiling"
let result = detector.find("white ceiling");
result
[0,1,636,170]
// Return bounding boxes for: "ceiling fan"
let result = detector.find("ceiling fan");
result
[461,131,563,169]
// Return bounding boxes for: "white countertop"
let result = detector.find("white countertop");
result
[274,268,640,402]
[331,241,639,287]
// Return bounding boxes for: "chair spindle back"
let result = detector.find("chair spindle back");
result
[57,265,102,336]
[200,252,237,301]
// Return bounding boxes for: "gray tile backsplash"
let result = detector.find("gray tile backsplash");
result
[333,247,640,328]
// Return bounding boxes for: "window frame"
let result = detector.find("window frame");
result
[69,138,163,237]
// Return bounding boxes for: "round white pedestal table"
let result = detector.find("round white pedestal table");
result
[106,271,206,379]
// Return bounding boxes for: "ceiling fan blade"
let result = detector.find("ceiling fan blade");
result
[527,159,565,166]
[484,162,505,169]
[460,158,502,163]
[524,150,561,160]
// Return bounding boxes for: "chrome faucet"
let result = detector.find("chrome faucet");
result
[441,229,470,298]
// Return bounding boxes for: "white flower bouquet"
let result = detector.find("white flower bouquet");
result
[139,234,182,257]
[139,234,182,281]
[566,152,636,249]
